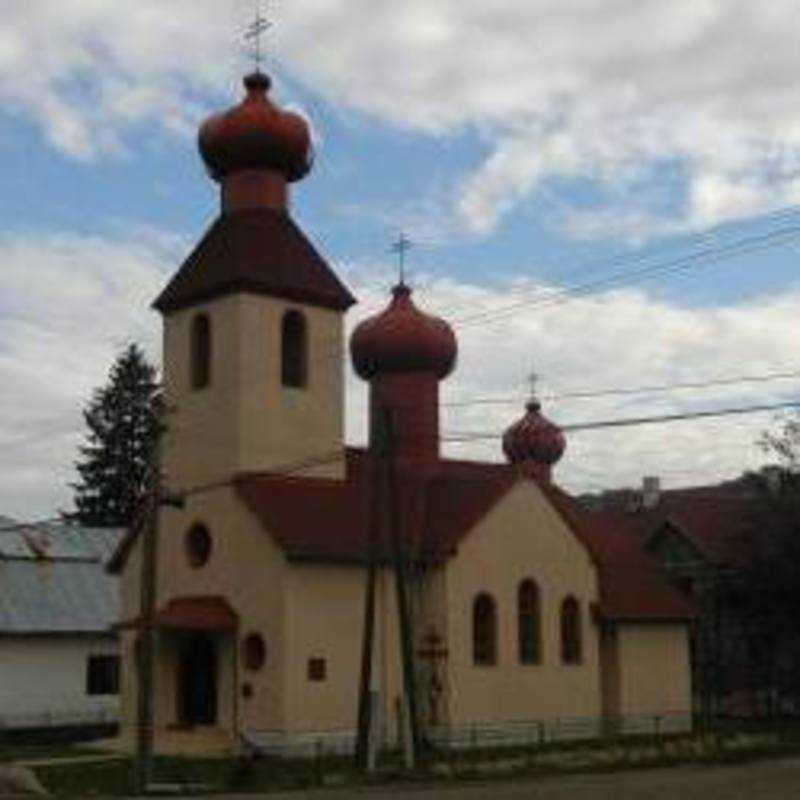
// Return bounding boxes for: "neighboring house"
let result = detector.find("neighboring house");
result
[587,478,772,719]
[0,517,125,731]
[109,66,695,756]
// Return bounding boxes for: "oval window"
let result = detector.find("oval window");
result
[185,524,212,569]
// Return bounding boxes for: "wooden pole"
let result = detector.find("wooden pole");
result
[384,408,421,766]
[355,413,386,769]
[135,469,159,795]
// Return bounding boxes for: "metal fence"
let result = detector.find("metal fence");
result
[5,713,800,798]
[240,711,695,759]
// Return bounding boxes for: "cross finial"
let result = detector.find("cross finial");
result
[244,2,273,71]
[390,232,413,286]
[527,371,539,400]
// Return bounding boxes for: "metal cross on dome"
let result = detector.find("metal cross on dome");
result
[528,371,539,400]
[244,3,273,71]
[390,232,413,286]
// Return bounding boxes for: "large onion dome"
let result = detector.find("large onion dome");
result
[350,284,457,380]
[502,399,566,466]
[198,71,312,183]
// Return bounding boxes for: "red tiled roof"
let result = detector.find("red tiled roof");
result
[109,449,692,622]
[232,450,516,564]
[235,449,692,622]
[153,209,356,313]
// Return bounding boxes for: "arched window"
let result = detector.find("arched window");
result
[518,579,541,664]
[190,314,211,389]
[281,310,307,388]
[473,593,497,666]
[561,596,582,664]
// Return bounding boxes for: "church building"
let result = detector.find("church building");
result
[109,68,694,754]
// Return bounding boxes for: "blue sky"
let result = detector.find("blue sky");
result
[2,1,800,517]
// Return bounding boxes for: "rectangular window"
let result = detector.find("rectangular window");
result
[86,655,120,696]
[308,657,326,682]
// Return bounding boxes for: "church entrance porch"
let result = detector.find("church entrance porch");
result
[150,596,238,741]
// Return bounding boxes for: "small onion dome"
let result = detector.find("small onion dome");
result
[350,283,457,380]
[198,71,312,183]
[502,399,566,466]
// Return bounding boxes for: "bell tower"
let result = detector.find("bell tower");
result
[154,71,355,489]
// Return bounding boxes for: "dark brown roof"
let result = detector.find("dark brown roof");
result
[564,506,696,622]
[634,486,755,568]
[153,209,356,313]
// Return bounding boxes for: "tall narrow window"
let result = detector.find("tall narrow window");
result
[281,310,307,388]
[186,523,212,569]
[561,596,582,664]
[473,593,497,666]
[518,579,541,664]
[190,313,211,389]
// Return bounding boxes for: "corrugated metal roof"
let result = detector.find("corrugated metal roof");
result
[0,516,33,559]
[0,524,125,634]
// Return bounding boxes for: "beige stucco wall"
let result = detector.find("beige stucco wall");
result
[282,564,409,742]
[161,293,345,490]
[237,294,345,479]
[121,286,349,745]
[283,564,363,733]
[443,479,602,725]
[615,623,692,718]
[161,490,288,734]
[118,489,291,741]
[118,470,693,745]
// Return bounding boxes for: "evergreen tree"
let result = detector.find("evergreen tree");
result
[71,343,161,527]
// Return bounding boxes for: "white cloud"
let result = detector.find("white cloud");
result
[340,272,796,498]
[1,227,796,518]
[0,229,169,518]
[4,3,800,236]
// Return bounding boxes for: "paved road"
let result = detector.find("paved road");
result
[193,757,800,800]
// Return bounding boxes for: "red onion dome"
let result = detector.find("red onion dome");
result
[198,71,312,183]
[350,284,457,380]
[502,400,566,466]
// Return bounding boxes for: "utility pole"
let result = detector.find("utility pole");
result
[135,411,182,795]
[356,406,420,770]
[135,469,159,795]
[384,408,421,767]
[355,417,382,769]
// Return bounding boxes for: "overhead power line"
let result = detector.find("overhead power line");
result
[258,204,800,381]
[452,224,800,328]
[443,368,800,408]
[0,450,346,535]
[442,400,800,442]
[433,201,800,323]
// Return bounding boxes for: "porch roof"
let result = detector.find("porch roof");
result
[155,596,238,632]
[117,595,238,633]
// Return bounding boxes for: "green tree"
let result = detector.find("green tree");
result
[71,343,161,527]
